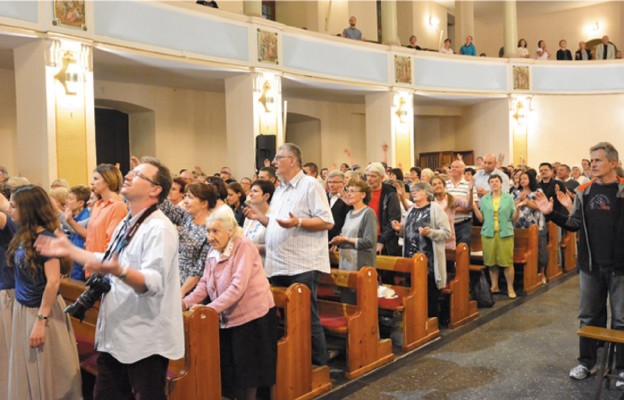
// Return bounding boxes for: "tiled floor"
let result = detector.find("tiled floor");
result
[320,274,624,400]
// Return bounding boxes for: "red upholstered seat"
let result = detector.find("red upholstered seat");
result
[319,314,348,334]
[377,297,403,310]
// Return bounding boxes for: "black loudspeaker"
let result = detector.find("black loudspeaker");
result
[255,135,276,171]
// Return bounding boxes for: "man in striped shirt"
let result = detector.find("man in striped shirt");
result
[244,143,334,365]
[446,159,473,247]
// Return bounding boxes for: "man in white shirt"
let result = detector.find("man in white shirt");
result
[244,143,334,365]
[36,157,183,400]
[446,159,473,246]
[473,153,510,202]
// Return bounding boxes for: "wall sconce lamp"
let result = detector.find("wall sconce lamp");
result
[54,51,80,95]
[428,16,439,28]
[586,22,600,36]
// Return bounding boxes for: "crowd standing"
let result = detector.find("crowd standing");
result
[0,140,623,398]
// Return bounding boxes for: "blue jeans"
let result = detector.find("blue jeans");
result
[269,270,328,366]
[454,219,472,249]
[578,269,624,369]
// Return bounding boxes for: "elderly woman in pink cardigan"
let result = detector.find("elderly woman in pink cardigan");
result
[183,206,276,400]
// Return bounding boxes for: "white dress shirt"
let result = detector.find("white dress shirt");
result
[264,170,334,277]
[95,208,184,364]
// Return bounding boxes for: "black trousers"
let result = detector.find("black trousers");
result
[94,352,169,400]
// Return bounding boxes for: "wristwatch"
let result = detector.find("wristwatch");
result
[119,266,129,281]
[297,218,303,229]
[36,313,48,321]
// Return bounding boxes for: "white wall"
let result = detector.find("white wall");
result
[455,99,510,162]
[414,116,457,157]
[286,119,322,167]
[285,97,366,169]
[0,68,17,176]
[527,94,624,166]
[94,80,228,176]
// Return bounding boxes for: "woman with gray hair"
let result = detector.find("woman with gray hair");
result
[183,206,276,400]
[391,182,451,318]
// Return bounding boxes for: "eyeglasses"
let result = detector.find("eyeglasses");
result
[128,169,160,187]
[327,180,344,185]
[346,189,363,194]
[273,155,293,161]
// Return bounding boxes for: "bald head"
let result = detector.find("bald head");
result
[483,154,497,173]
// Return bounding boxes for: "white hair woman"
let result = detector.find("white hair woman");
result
[183,206,276,400]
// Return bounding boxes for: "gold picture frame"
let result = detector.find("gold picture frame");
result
[394,55,412,84]
[53,1,86,30]
[513,65,530,91]
[257,29,278,64]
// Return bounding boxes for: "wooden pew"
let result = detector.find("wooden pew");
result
[546,221,563,281]
[560,230,577,273]
[444,243,479,328]
[60,278,221,399]
[470,225,542,294]
[317,267,394,379]
[271,284,332,400]
[375,254,440,351]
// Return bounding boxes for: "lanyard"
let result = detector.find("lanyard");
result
[102,204,158,262]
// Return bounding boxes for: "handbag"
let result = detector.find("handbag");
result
[470,270,495,308]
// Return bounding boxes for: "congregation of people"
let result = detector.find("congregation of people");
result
[0,139,623,399]
[336,15,622,60]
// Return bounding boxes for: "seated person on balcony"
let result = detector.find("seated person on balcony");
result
[439,38,453,54]
[536,40,549,60]
[595,35,615,60]
[459,36,476,56]
[342,16,362,40]
[556,40,573,60]
[575,41,592,60]
[517,38,530,58]
[407,35,421,50]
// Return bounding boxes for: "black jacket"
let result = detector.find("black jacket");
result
[547,178,624,272]
[328,195,352,241]
[376,183,402,256]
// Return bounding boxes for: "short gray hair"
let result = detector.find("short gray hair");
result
[365,162,385,178]
[590,142,619,162]
[206,205,242,236]
[410,182,434,201]
[279,143,302,167]
[327,170,345,181]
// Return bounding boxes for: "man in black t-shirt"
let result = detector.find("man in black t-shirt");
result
[536,142,624,383]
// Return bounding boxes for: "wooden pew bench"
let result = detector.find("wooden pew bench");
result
[546,221,563,281]
[560,230,577,273]
[577,326,624,398]
[444,243,479,328]
[60,278,221,399]
[317,267,394,379]
[375,254,440,351]
[470,225,542,294]
[271,284,332,400]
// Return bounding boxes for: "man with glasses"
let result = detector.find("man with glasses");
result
[36,157,183,400]
[244,143,334,365]
[446,159,473,247]
[326,170,352,242]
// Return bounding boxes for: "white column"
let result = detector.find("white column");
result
[365,91,414,170]
[225,73,283,178]
[381,0,400,46]
[504,0,518,57]
[243,0,262,17]
[454,1,474,49]
[14,38,95,187]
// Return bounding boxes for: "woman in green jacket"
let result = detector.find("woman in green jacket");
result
[473,175,520,298]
